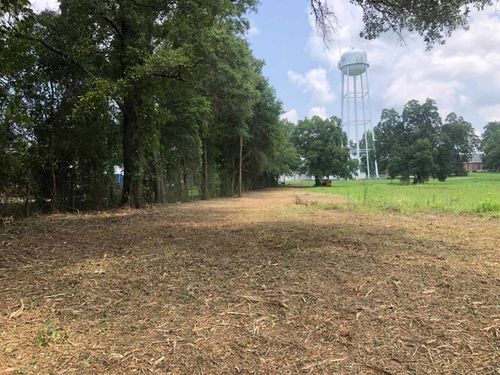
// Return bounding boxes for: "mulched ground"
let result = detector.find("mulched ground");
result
[0,188,498,374]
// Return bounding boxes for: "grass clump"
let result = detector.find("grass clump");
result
[37,322,67,347]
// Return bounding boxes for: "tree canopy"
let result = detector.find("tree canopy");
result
[293,116,355,185]
[374,99,479,183]
[310,0,493,47]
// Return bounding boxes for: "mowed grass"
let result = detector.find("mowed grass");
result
[288,173,500,216]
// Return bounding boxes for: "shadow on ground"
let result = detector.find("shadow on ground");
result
[0,189,498,374]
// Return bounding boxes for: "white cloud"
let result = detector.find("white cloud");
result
[309,106,327,119]
[459,95,471,106]
[248,25,260,37]
[281,109,299,123]
[288,68,335,104]
[479,104,500,122]
[30,0,59,12]
[305,0,500,132]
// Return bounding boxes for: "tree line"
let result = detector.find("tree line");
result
[1,0,302,216]
[287,100,498,186]
[370,99,499,183]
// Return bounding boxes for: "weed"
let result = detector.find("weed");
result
[279,239,299,251]
[476,193,500,214]
[37,322,67,347]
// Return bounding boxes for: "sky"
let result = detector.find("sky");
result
[246,0,500,134]
[31,0,500,133]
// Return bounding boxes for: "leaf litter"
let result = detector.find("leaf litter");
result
[0,188,498,374]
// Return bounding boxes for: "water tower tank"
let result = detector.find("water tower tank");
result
[338,48,368,76]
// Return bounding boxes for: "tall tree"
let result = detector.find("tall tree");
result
[293,116,355,185]
[374,108,403,173]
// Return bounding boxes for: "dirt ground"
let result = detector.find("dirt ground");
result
[1,188,499,374]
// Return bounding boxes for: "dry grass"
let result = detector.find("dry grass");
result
[0,188,499,374]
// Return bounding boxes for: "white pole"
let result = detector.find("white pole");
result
[346,65,351,158]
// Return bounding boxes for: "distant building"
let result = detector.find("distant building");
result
[464,153,483,172]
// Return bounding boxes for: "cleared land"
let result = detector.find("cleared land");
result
[290,173,500,216]
[1,189,499,374]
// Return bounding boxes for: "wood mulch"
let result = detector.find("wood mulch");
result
[1,188,498,374]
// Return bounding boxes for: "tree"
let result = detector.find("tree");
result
[310,0,492,47]
[441,113,479,176]
[434,133,455,182]
[482,121,500,140]
[293,116,355,185]
[374,109,403,173]
[482,122,500,171]
[0,0,31,33]
[374,99,477,183]
[409,139,435,184]
[267,120,300,180]
[244,79,296,190]
[402,99,441,146]
[375,99,441,183]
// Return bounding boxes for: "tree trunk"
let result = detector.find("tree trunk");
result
[25,178,31,217]
[120,87,143,208]
[314,176,322,186]
[238,135,243,198]
[153,148,166,204]
[201,138,209,200]
[231,157,236,195]
[70,170,75,210]
[182,169,188,201]
[51,162,57,211]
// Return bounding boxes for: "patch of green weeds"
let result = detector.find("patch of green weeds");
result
[37,322,67,347]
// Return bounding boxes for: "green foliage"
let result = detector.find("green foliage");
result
[37,322,67,347]
[409,139,435,184]
[442,113,479,175]
[1,0,300,214]
[375,99,479,184]
[244,79,299,189]
[293,116,355,184]
[482,122,500,171]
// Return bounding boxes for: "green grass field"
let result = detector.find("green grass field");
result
[287,173,500,216]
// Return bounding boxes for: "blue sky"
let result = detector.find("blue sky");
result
[247,1,339,122]
[247,1,318,119]
[246,0,500,134]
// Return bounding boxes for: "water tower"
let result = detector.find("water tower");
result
[339,48,379,179]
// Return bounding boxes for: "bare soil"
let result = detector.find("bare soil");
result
[1,188,499,374]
